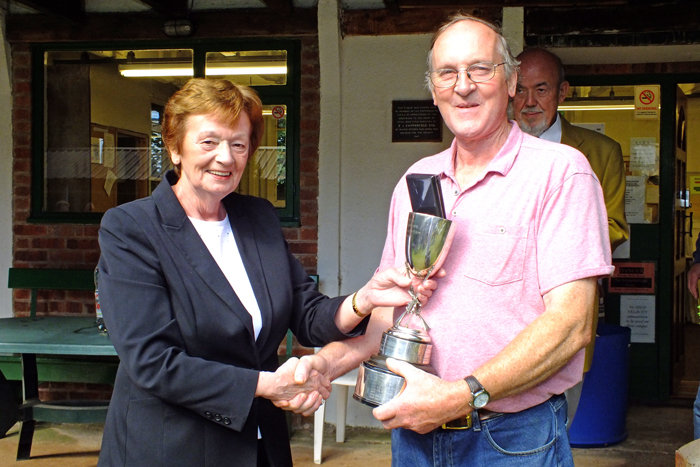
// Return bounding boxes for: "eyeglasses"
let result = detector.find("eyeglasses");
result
[429,62,506,88]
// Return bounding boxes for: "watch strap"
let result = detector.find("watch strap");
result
[464,375,482,394]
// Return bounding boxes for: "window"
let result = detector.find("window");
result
[31,41,300,223]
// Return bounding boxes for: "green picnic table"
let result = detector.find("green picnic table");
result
[0,316,117,460]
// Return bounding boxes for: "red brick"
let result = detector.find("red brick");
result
[14,93,31,109]
[13,158,30,172]
[13,107,30,121]
[300,227,317,241]
[48,249,84,264]
[296,255,317,269]
[13,81,31,94]
[299,187,319,201]
[300,169,318,181]
[31,237,65,249]
[14,224,48,236]
[300,213,318,226]
[289,242,317,255]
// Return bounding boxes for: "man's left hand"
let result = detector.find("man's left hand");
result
[372,358,472,434]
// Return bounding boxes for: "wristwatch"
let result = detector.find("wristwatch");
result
[465,375,490,409]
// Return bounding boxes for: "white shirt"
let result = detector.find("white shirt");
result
[189,215,263,340]
[539,113,563,144]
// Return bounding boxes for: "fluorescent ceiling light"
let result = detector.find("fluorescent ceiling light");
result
[119,64,287,78]
[559,104,636,111]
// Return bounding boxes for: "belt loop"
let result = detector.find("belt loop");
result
[472,410,483,432]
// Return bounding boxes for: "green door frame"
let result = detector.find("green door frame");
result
[568,72,700,401]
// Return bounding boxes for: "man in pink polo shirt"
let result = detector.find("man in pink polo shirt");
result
[288,13,613,467]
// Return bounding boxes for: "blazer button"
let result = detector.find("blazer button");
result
[223,417,231,425]
[205,412,213,419]
[215,414,223,422]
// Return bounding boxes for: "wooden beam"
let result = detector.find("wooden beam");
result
[396,0,635,6]
[384,0,400,13]
[565,62,700,77]
[260,0,294,17]
[526,3,700,36]
[342,7,502,36]
[6,9,318,43]
[138,0,190,18]
[11,0,84,24]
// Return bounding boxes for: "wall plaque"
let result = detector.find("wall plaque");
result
[392,100,442,142]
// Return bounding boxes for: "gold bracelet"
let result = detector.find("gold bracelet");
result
[352,292,370,318]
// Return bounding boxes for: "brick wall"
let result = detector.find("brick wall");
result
[10,36,322,397]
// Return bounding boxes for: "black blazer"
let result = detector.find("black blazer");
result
[97,171,365,467]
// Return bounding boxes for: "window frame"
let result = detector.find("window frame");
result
[28,38,301,224]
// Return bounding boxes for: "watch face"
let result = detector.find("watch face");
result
[474,392,489,408]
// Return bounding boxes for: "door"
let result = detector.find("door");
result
[672,85,689,393]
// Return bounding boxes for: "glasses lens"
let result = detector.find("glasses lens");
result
[468,63,494,83]
[432,69,458,88]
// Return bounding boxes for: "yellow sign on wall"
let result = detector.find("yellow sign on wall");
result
[634,85,660,120]
[690,174,700,194]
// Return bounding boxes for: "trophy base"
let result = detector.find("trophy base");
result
[353,354,436,407]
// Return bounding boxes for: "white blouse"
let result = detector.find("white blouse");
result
[189,215,263,340]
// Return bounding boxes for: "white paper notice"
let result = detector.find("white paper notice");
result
[625,176,646,224]
[620,295,655,343]
[630,137,658,176]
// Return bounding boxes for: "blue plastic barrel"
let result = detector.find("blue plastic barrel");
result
[568,323,631,447]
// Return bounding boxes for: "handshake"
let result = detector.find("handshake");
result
[258,353,334,417]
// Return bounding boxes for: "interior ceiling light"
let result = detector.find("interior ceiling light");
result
[559,104,636,111]
[163,19,195,38]
[119,64,287,78]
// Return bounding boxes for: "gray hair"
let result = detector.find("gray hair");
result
[425,14,520,91]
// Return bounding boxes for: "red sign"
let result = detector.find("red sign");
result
[272,106,285,119]
[608,261,655,294]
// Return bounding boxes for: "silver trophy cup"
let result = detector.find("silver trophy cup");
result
[353,212,455,407]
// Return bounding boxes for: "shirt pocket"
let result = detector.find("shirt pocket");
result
[462,224,528,286]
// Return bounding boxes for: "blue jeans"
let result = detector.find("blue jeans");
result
[391,394,573,467]
[694,384,700,439]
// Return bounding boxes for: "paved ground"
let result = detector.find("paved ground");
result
[0,404,694,466]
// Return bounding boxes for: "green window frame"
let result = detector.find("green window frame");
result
[29,39,301,224]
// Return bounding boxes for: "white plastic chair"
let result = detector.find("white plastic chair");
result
[313,368,360,464]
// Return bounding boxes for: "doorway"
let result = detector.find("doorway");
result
[563,80,700,401]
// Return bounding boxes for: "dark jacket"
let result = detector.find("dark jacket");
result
[97,171,365,467]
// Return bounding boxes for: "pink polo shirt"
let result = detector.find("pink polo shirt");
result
[378,122,614,413]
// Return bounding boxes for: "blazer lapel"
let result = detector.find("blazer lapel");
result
[152,172,256,339]
[224,194,274,351]
[560,117,585,150]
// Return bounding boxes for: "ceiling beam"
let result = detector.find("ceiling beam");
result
[11,0,84,24]
[260,0,294,17]
[526,3,700,36]
[342,7,501,36]
[138,0,190,18]
[396,0,633,6]
[6,10,318,43]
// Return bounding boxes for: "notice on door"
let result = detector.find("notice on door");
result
[620,295,655,343]
[609,261,655,294]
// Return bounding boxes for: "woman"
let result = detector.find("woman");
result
[97,79,437,467]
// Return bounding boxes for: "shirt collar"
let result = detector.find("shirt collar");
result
[442,121,524,180]
[539,113,562,143]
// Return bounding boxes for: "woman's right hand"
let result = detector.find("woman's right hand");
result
[256,357,331,414]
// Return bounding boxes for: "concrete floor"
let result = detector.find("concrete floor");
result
[0,404,693,467]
